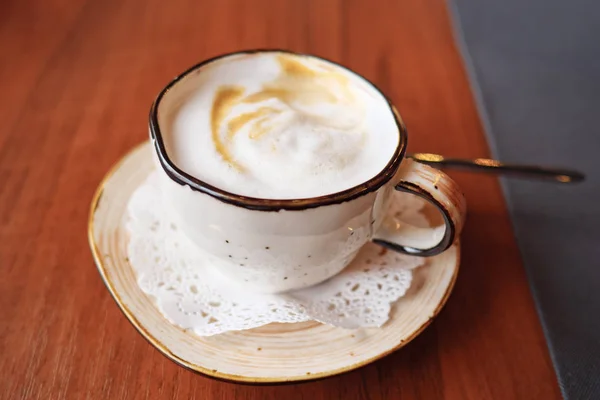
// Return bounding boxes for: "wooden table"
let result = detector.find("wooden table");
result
[0,0,561,398]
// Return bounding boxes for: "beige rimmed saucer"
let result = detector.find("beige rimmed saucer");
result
[88,142,460,384]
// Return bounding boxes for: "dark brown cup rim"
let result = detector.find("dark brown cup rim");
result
[149,49,408,211]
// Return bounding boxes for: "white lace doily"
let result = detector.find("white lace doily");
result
[126,172,427,336]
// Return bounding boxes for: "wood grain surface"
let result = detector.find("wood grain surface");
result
[0,0,561,399]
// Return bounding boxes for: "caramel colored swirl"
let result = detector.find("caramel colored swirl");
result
[227,107,281,140]
[210,54,362,169]
[210,85,246,169]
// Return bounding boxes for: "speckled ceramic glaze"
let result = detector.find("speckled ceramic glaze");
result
[88,142,461,383]
[149,50,466,294]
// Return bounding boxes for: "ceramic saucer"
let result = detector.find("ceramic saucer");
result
[88,142,460,384]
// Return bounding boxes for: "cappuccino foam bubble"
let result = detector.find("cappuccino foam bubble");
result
[161,52,399,199]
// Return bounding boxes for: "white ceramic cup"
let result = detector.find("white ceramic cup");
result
[149,50,467,294]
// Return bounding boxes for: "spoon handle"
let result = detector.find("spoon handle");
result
[409,153,585,183]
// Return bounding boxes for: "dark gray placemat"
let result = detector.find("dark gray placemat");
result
[450,1,600,398]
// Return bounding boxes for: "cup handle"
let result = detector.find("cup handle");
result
[372,159,467,257]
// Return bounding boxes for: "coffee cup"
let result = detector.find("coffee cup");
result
[149,50,466,294]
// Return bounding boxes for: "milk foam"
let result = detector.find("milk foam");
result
[162,52,399,199]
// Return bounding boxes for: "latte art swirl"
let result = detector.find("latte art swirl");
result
[166,52,398,199]
[210,55,367,171]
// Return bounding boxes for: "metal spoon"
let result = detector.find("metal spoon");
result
[409,153,586,183]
